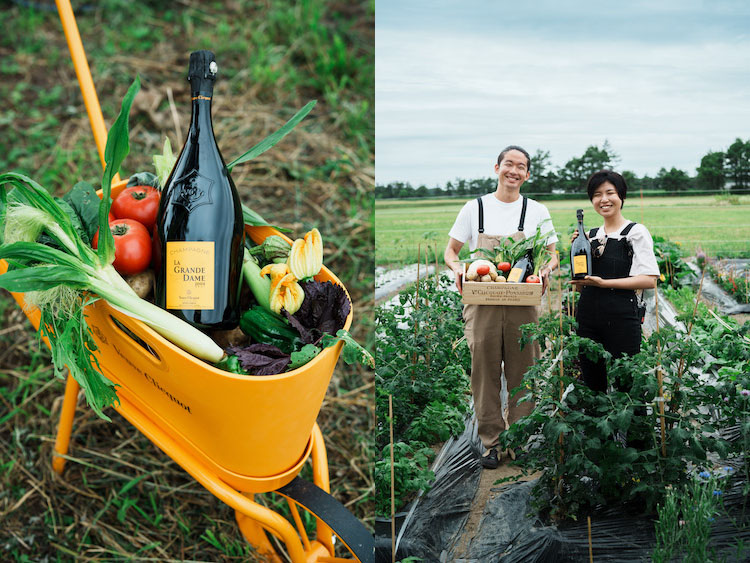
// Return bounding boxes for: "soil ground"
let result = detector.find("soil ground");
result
[452,459,540,559]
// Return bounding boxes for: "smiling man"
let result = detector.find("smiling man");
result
[444,145,559,469]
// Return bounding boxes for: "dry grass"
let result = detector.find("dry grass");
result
[0,0,373,559]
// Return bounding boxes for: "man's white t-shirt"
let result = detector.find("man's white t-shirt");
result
[449,193,559,252]
[588,222,660,278]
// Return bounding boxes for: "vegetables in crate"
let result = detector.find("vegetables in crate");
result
[472,219,553,282]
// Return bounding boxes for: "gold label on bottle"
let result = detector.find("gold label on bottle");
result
[507,267,523,283]
[573,255,588,275]
[166,241,214,310]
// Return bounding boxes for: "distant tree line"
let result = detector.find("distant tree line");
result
[375,138,750,198]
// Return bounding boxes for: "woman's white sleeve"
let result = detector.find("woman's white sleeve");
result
[629,225,660,277]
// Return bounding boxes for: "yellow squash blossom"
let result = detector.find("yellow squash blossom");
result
[288,228,323,280]
[260,263,293,293]
[269,273,305,314]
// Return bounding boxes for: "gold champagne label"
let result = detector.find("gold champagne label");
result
[166,241,214,310]
[573,255,588,275]
[507,267,523,283]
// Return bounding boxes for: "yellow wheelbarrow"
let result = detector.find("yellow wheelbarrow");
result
[0,1,372,561]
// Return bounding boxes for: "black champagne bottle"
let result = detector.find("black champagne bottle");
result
[154,50,244,330]
[507,250,533,283]
[570,208,592,280]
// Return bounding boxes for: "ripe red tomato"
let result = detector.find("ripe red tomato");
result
[93,219,152,275]
[108,211,115,222]
[111,185,160,232]
[496,261,511,273]
[476,264,490,276]
[526,275,541,283]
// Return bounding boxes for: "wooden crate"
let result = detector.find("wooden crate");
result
[461,264,542,306]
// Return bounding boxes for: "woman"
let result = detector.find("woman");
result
[571,169,660,392]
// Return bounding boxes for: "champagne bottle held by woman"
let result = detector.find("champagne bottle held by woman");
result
[154,50,244,330]
[570,208,592,280]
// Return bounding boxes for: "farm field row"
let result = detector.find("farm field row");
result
[375,195,750,266]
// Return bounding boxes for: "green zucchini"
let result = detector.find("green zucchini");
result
[239,306,300,354]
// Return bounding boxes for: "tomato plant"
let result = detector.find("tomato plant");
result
[111,185,160,231]
[93,219,152,275]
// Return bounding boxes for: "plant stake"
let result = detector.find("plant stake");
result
[671,269,706,420]
[654,288,667,458]
[556,263,565,500]
[389,394,396,563]
[413,243,421,367]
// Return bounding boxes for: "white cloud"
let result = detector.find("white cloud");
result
[376,16,750,186]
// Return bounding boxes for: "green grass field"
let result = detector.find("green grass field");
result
[376,195,750,266]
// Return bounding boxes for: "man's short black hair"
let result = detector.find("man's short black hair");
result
[586,169,627,208]
[497,145,531,173]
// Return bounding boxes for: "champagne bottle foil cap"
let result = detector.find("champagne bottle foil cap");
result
[188,50,218,82]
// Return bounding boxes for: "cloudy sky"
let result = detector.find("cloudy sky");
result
[375,0,750,187]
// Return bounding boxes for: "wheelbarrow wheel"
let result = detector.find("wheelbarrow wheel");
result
[236,476,373,563]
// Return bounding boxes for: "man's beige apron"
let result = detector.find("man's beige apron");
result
[463,230,540,449]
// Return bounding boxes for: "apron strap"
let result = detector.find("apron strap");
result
[517,196,528,232]
[477,197,484,233]
[620,222,637,236]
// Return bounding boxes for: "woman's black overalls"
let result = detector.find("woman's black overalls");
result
[576,222,641,392]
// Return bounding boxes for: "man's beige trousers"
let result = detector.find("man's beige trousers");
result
[463,303,539,448]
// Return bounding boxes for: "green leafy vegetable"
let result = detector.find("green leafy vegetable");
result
[126,171,160,191]
[289,344,321,370]
[227,343,290,375]
[321,329,375,368]
[62,181,101,244]
[214,355,247,375]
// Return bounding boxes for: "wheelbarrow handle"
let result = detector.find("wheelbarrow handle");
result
[55,0,120,182]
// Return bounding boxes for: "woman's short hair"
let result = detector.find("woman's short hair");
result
[587,169,627,208]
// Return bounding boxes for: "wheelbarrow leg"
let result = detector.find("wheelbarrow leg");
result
[52,373,79,474]
[310,423,335,553]
[235,507,286,563]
